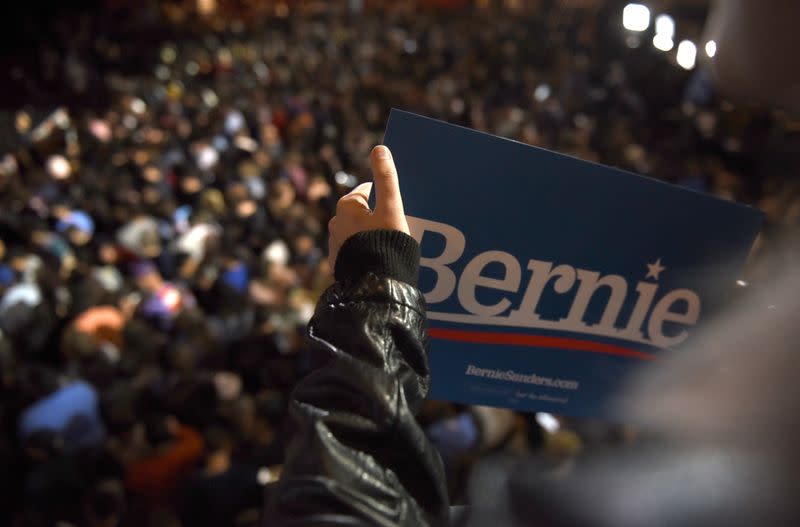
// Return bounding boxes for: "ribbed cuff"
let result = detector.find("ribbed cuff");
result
[334,230,420,287]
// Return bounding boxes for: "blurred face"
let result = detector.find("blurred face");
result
[132,149,151,166]
[142,186,162,206]
[52,204,70,219]
[236,199,257,218]
[88,119,112,143]
[98,243,118,264]
[31,230,49,245]
[181,176,203,194]
[261,123,280,145]
[294,234,314,256]
[136,270,163,292]
[269,180,295,214]
[254,150,271,169]
[227,183,248,202]
[307,176,331,202]
[68,228,91,246]
[142,166,162,183]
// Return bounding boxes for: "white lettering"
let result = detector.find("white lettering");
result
[412,217,703,349]
[647,288,701,347]
[565,270,627,331]
[408,216,465,303]
[619,281,658,340]
[509,260,576,323]
[458,251,521,316]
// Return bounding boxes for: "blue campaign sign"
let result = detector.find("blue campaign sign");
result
[383,109,763,419]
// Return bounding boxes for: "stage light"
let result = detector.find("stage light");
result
[705,40,717,58]
[655,14,675,38]
[676,40,697,70]
[623,4,650,32]
[653,33,674,52]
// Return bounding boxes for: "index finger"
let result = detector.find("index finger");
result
[370,145,404,217]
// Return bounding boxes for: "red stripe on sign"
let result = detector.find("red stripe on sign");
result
[427,327,656,361]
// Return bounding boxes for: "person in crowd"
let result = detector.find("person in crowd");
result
[179,426,264,527]
[124,415,203,508]
[266,145,449,525]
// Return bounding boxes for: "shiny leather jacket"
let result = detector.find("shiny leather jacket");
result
[265,230,450,526]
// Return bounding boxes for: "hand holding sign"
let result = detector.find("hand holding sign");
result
[328,145,410,267]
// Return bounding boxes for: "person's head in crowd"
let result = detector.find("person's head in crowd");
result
[140,414,182,452]
[131,261,162,293]
[22,429,62,461]
[202,425,235,474]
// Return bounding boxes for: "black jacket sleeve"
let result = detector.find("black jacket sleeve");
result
[265,230,450,526]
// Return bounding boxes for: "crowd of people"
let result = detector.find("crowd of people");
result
[1,2,798,526]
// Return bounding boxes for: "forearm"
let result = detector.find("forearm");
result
[266,230,449,526]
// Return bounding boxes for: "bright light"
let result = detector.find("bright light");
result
[162,288,181,310]
[705,40,717,58]
[736,279,748,287]
[653,33,674,52]
[655,14,675,38]
[263,239,290,265]
[234,135,258,153]
[534,84,551,102]
[47,155,72,180]
[130,98,146,115]
[623,4,651,32]
[676,40,697,70]
[257,467,276,485]
[160,45,177,64]
[197,0,216,15]
[334,170,357,188]
[197,145,219,170]
[201,89,219,108]
[535,413,561,433]
[185,61,200,76]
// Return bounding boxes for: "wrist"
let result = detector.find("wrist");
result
[334,230,420,287]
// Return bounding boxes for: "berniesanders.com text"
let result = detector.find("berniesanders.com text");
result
[465,364,580,390]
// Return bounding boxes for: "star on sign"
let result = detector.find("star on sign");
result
[646,258,666,280]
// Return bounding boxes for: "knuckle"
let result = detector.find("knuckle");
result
[336,196,363,213]
[335,197,350,213]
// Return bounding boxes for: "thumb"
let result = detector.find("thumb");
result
[370,145,404,217]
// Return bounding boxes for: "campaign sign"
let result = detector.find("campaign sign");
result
[382,109,763,419]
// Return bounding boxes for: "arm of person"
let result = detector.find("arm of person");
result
[265,146,450,526]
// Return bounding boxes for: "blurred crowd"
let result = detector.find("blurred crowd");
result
[1,2,799,526]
